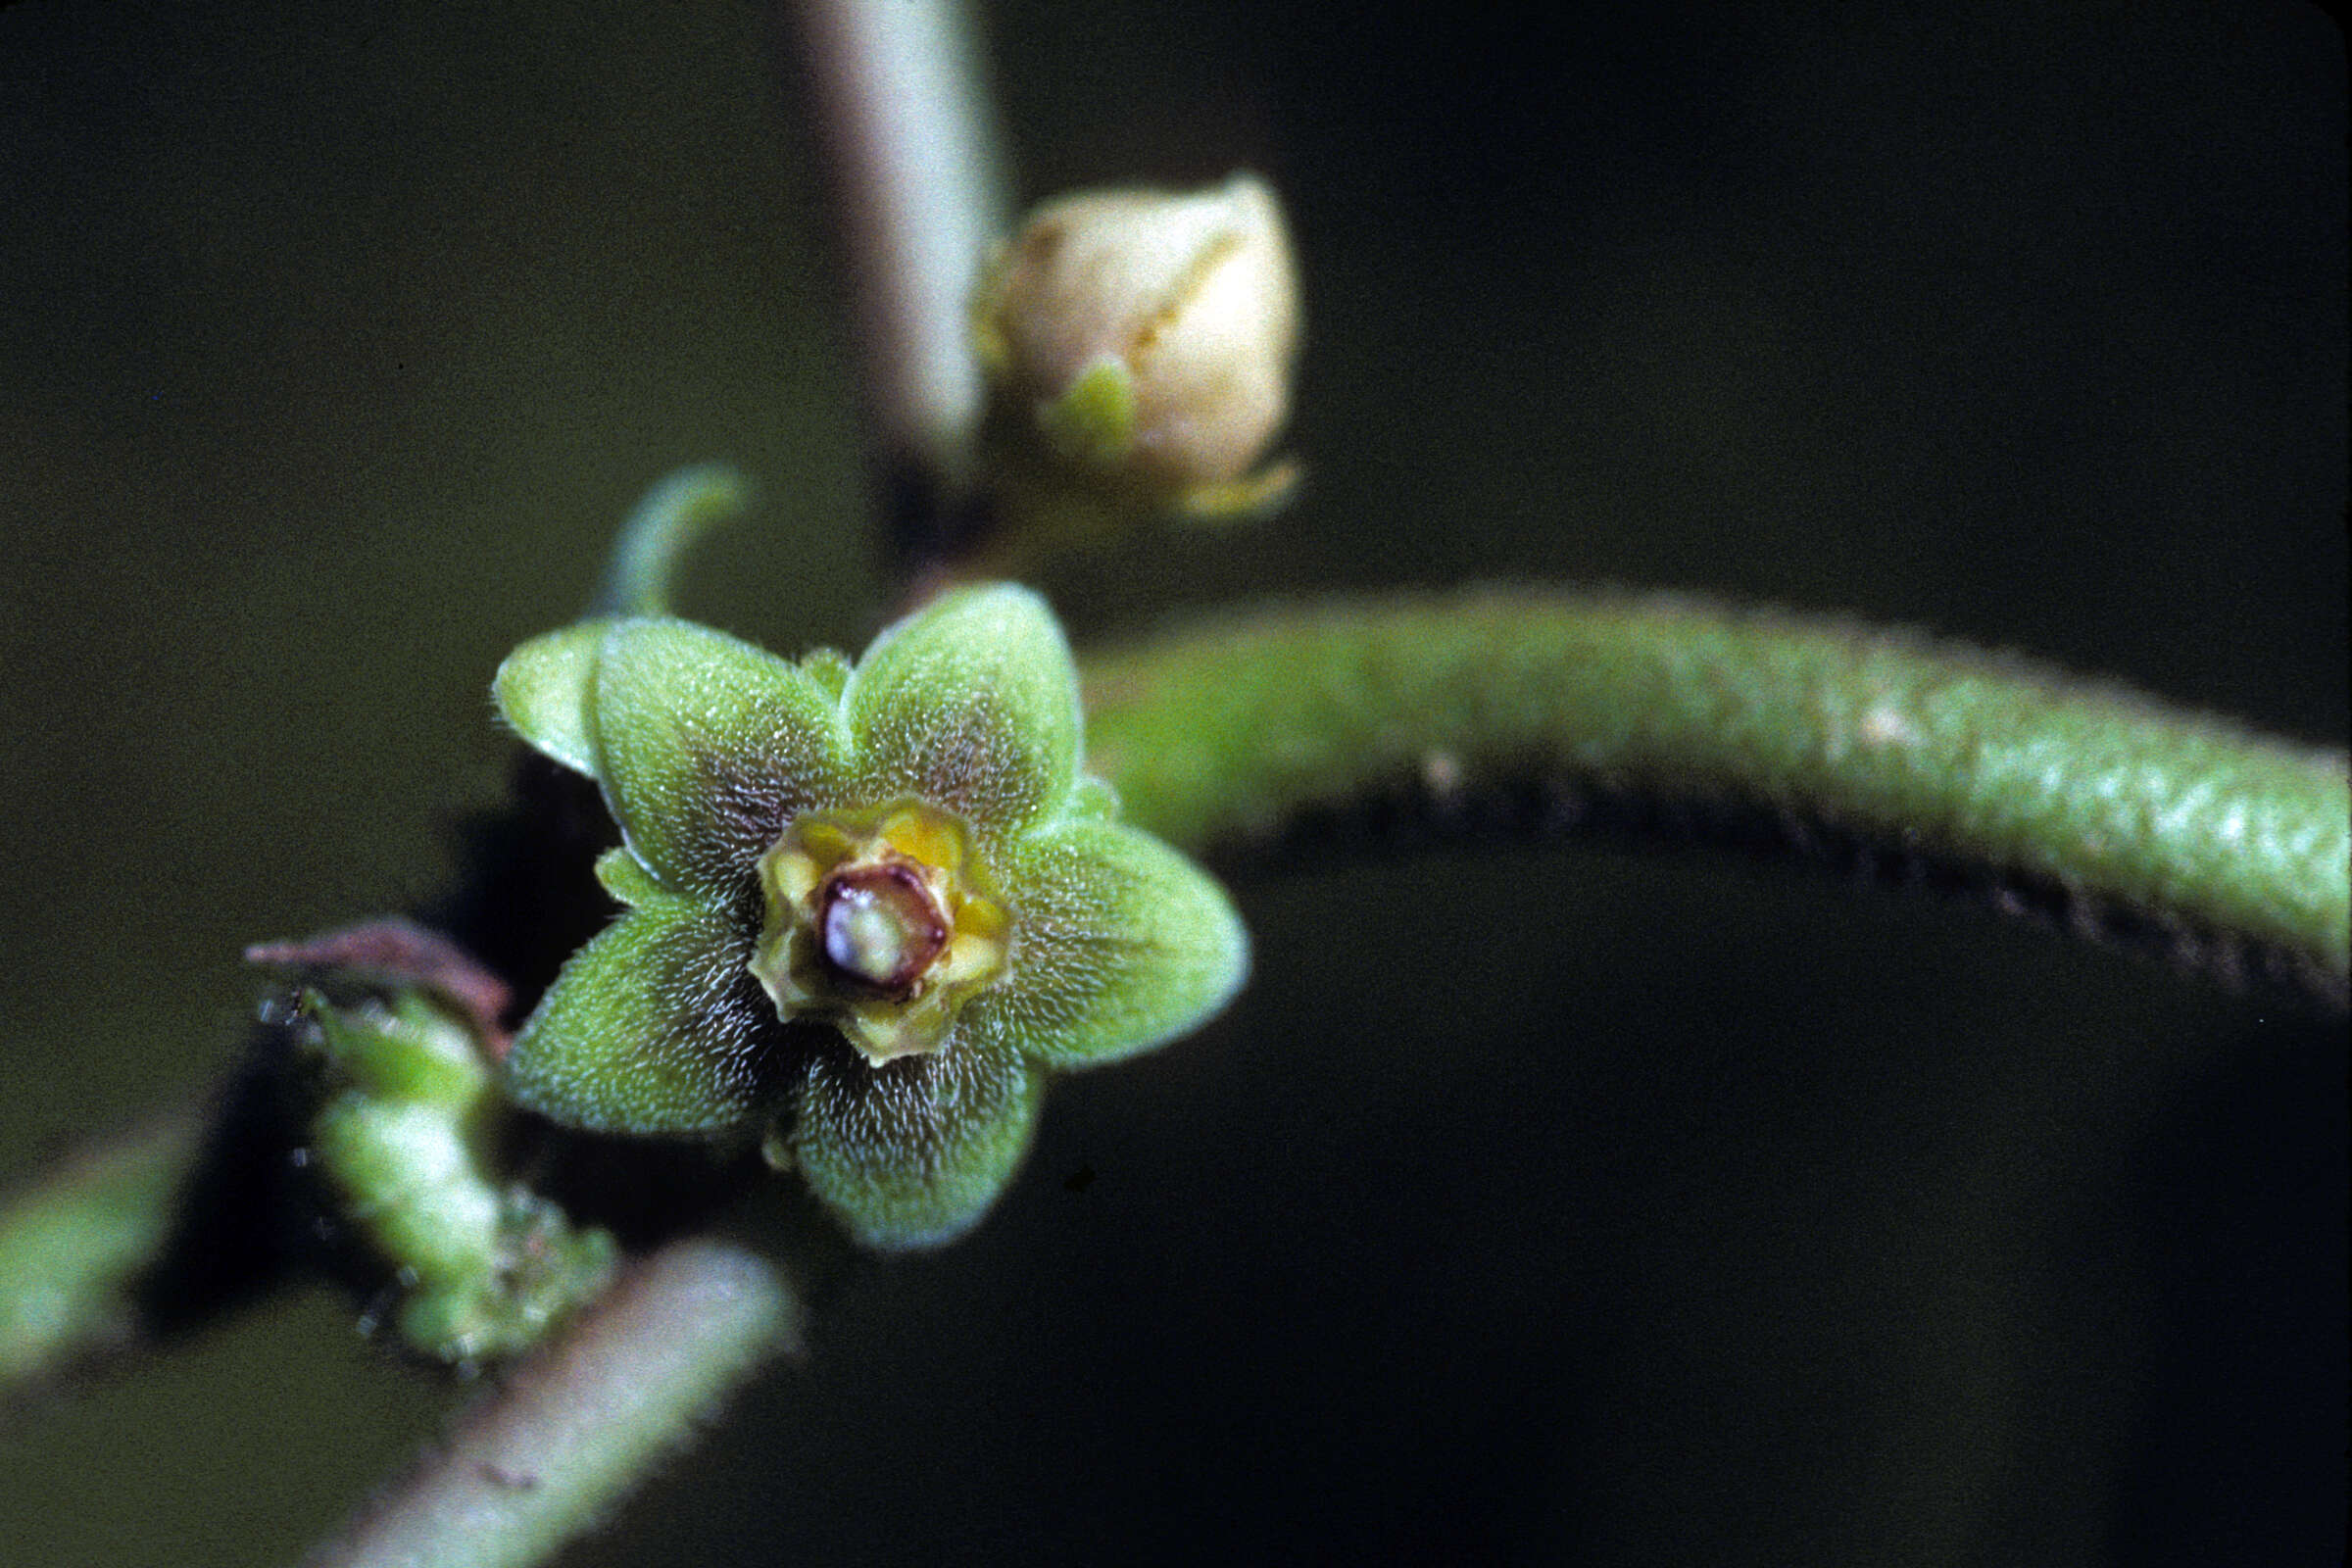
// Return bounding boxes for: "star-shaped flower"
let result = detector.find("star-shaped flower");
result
[492,585,1249,1250]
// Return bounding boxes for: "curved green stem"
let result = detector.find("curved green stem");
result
[591,466,752,619]
[1081,590,2349,996]
[304,1239,800,1568]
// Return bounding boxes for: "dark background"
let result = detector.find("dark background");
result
[1,1,2343,1563]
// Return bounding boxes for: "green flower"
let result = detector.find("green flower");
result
[492,585,1249,1250]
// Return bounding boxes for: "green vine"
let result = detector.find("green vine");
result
[1085,591,2349,994]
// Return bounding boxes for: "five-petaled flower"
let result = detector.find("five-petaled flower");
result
[492,585,1249,1250]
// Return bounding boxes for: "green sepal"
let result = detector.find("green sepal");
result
[593,846,668,907]
[785,1037,1044,1250]
[1066,774,1122,821]
[302,989,487,1109]
[845,584,1082,842]
[1039,353,1138,466]
[589,619,854,897]
[492,620,610,778]
[504,894,782,1137]
[1168,457,1301,525]
[800,647,854,701]
[975,816,1250,1070]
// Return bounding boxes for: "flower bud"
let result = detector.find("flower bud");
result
[974,172,1299,522]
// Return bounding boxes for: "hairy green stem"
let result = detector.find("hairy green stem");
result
[0,1107,205,1394]
[1082,591,2349,995]
[304,1239,800,1568]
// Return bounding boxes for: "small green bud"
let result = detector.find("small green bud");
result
[495,585,1250,1250]
[974,173,1300,527]
[291,986,616,1366]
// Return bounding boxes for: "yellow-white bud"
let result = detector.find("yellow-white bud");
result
[974,172,1299,520]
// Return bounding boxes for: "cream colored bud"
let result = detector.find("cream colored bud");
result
[975,172,1299,517]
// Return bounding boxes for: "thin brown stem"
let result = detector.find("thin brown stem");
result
[304,1239,801,1568]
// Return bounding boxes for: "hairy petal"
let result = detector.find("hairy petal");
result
[970,815,1250,1070]
[493,621,610,778]
[844,585,1081,842]
[788,1036,1043,1250]
[590,619,853,897]
[505,892,788,1137]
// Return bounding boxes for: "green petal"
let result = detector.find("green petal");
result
[788,1036,1043,1250]
[589,619,853,897]
[844,585,1081,841]
[969,816,1249,1070]
[504,893,787,1136]
[493,621,610,777]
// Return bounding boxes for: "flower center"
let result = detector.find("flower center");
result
[749,801,1011,1065]
[817,864,948,995]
